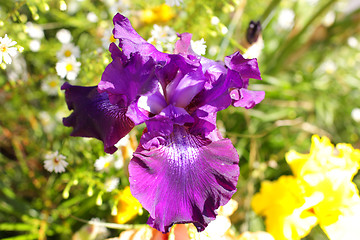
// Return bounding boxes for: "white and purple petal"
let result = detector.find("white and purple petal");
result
[129,125,239,233]
[62,82,134,154]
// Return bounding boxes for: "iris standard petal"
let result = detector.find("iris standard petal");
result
[128,125,239,233]
[62,82,134,154]
[113,13,167,62]
[99,51,158,104]
[99,49,159,124]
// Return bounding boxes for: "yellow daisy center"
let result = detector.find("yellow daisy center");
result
[49,80,57,88]
[104,161,110,168]
[65,63,73,72]
[1,45,6,52]
[64,50,72,57]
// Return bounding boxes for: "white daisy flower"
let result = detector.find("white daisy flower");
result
[44,151,68,173]
[56,29,72,44]
[191,38,207,56]
[56,56,81,80]
[41,75,60,96]
[148,24,177,52]
[104,177,119,192]
[0,34,18,64]
[94,155,114,172]
[101,28,118,49]
[56,43,80,60]
[165,0,183,7]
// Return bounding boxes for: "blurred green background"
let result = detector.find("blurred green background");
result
[0,0,359,239]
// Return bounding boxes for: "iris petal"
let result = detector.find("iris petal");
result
[62,82,134,154]
[113,13,167,62]
[231,88,265,109]
[99,48,158,124]
[129,125,239,233]
[224,52,262,80]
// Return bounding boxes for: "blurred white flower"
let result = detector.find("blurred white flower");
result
[67,0,80,15]
[148,24,177,52]
[347,37,358,48]
[319,60,337,74]
[44,151,68,173]
[60,0,67,11]
[41,75,60,96]
[322,11,336,27]
[25,22,44,39]
[165,0,183,6]
[101,28,117,49]
[29,39,41,52]
[277,8,295,30]
[114,154,124,170]
[6,54,27,82]
[305,0,319,6]
[104,177,119,192]
[56,43,80,60]
[94,155,114,172]
[56,56,81,80]
[351,108,360,122]
[56,29,72,44]
[108,0,131,17]
[0,34,18,64]
[211,16,220,25]
[39,111,56,133]
[191,38,207,56]
[221,26,228,35]
[344,0,360,14]
[208,45,219,56]
[87,12,98,23]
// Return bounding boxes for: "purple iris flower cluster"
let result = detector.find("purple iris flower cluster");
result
[62,14,264,233]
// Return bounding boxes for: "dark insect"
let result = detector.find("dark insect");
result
[246,20,262,44]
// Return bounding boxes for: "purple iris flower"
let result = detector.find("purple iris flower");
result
[62,14,264,233]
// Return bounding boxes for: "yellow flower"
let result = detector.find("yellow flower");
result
[286,135,360,182]
[114,186,143,224]
[140,4,175,24]
[321,203,360,240]
[251,176,321,240]
[307,173,360,238]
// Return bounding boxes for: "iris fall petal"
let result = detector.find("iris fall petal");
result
[62,82,134,154]
[129,125,239,233]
